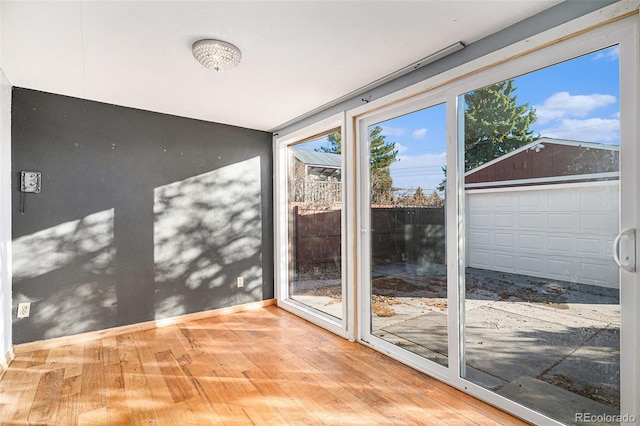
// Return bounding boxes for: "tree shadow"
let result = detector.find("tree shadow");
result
[11,88,274,344]
[153,157,264,319]
[13,209,117,340]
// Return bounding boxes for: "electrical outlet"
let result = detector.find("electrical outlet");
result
[236,277,244,288]
[17,302,30,318]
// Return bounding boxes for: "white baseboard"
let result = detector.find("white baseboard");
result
[13,299,276,354]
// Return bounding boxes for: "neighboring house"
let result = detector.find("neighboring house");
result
[291,149,341,180]
[291,148,342,206]
[465,138,620,288]
[465,137,619,189]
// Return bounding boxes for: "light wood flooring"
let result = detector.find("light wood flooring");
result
[0,306,527,425]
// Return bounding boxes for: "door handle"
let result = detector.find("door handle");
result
[613,228,636,272]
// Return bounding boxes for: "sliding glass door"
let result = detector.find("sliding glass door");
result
[357,16,638,425]
[287,131,343,320]
[362,102,450,368]
[275,114,350,338]
[275,12,638,425]
[461,46,623,424]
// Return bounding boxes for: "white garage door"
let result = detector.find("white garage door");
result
[466,181,619,288]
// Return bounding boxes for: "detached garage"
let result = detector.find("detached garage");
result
[465,137,620,288]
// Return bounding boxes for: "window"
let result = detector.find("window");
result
[274,114,351,338]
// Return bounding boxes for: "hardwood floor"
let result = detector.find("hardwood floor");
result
[0,306,527,425]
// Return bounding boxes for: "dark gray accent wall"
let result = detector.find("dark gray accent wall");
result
[11,88,273,344]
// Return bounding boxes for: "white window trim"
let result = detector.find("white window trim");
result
[274,112,353,340]
[354,90,450,385]
[464,172,620,189]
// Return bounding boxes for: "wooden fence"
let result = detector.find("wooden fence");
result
[290,206,445,273]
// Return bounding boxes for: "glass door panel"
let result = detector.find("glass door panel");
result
[461,47,621,424]
[368,104,449,366]
[287,132,343,320]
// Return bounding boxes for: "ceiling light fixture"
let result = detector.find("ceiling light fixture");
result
[192,39,242,72]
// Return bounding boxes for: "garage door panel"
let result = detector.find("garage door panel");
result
[494,213,514,228]
[468,195,490,209]
[547,235,573,252]
[495,232,514,248]
[519,192,544,208]
[548,258,575,279]
[518,213,545,229]
[548,190,581,210]
[494,253,515,270]
[547,212,578,231]
[469,231,489,247]
[469,212,490,227]
[494,194,513,208]
[519,233,543,250]
[580,261,617,287]
[581,213,618,235]
[581,189,614,211]
[466,183,618,287]
[516,255,544,274]
[469,250,490,268]
[576,237,602,254]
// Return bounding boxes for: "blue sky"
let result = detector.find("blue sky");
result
[297,45,620,194]
[382,45,620,193]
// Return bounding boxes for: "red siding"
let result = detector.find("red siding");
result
[465,144,618,185]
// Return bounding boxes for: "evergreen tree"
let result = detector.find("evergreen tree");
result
[464,79,538,171]
[318,126,398,203]
[413,187,428,205]
[368,126,398,172]
[438,79,538,190]
[319,131,342,154]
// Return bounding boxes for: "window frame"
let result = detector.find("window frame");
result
[274,112,353,340]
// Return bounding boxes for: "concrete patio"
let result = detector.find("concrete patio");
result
[292,264,621,425]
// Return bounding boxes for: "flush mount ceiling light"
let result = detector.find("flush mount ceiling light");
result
[192,39,242,72]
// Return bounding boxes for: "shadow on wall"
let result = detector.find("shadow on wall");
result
[153,157,263,319]
[11,88,273,344]
[13,158,265,341]
[13,209,117,340]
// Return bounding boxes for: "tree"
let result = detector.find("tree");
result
[394,187,444,207]
[318,131,342,155]
[438,79,538,191]
[368,126,398,173]
[464,79,538,171]
[318,126,398,203]
[424,190,444,207]
[411,187,444,207]
[413,186,428,206]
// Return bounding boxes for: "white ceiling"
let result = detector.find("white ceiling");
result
[1,1,562,132]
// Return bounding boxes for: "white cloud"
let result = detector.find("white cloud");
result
[593,46,619,61]
[390,152,447,192]
[412,128,428,139]
[381,126,406,137]
[534,92,616,124]
[540,117,619,143]
[394,142,409,154]
[394,152,446,171]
